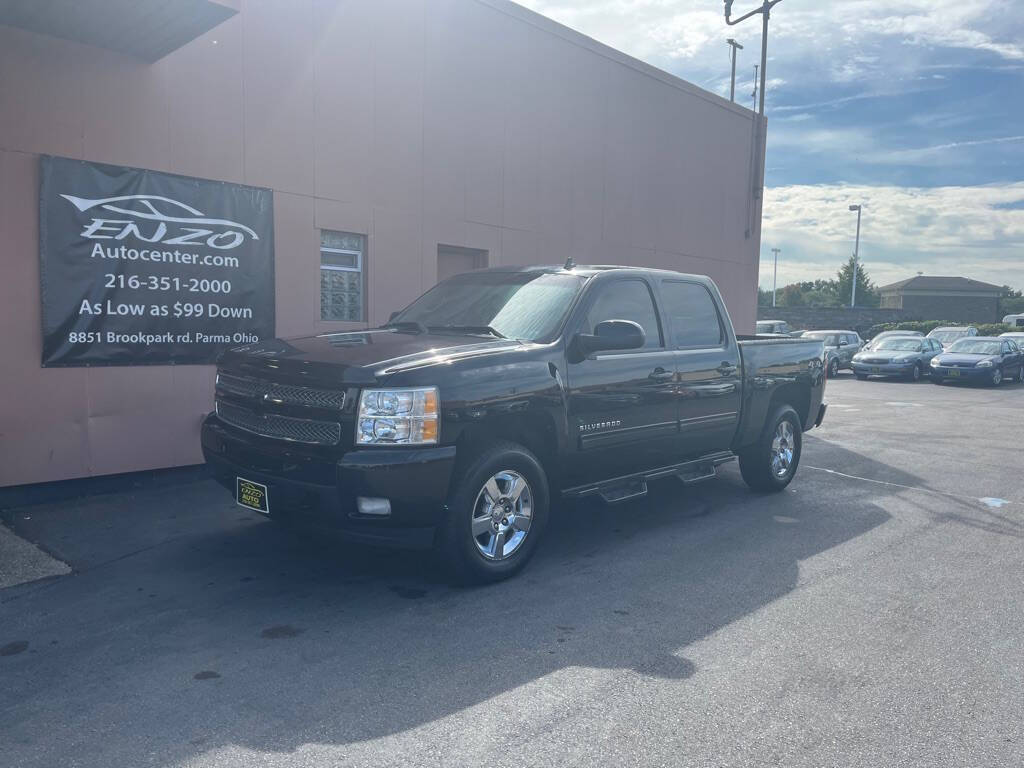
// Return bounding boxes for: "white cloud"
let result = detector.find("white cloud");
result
[760,182,1024,288]
[518,0,1024,72]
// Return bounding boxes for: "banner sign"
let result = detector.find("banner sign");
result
[39,156,275,366]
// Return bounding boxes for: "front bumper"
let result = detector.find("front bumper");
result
[852,361,915,377]
[929,365,990,382]
[201,415,456,549]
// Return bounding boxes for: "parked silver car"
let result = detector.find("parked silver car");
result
[862,330,923,352]
[927,326,978,349]
[852,336,943,381]
[803,330,863,377]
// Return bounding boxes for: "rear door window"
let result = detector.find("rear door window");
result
[660,281,725,348]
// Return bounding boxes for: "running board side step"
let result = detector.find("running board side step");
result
[599,480,648,504]
[562,451,735,502]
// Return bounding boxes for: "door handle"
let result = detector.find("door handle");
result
[717,362,738,376]
[648,367,674,382]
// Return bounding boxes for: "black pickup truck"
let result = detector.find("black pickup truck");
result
[202,265,827,582]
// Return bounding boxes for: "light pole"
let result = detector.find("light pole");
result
[849,204,862,307]
[771,247,781,307]
[727,38,744,102]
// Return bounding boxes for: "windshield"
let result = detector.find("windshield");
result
[929,329,969,342]
[949,339,1001,355]
[391,271,585,342]
[877,339,922,351]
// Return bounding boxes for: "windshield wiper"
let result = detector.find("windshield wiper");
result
[429,325,507,339]
[382,320,428,334]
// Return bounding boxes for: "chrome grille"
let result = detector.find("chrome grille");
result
[215,401,342,445]
[216,372,346,410]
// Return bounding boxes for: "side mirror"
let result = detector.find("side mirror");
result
[573,320,645,358]
[388,310,401,322]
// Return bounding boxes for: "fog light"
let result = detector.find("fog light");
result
[356,497,391,517]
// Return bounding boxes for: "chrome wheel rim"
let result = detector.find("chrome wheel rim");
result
[471,470,533,561]
[770,420,795,478]
[912,365,921,381]
[992,368,1002,385]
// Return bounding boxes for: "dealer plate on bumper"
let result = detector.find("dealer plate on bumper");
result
[236,477,269,514]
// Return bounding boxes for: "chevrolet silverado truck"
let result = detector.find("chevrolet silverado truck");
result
[202,265,827,582]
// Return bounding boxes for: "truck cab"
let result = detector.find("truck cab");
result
[202,265,826,582]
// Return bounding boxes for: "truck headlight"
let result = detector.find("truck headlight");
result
[356,387,439,445]
[976,360,993,368]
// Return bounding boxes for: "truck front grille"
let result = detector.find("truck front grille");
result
[215,401,342,446]
[215,372,346,410]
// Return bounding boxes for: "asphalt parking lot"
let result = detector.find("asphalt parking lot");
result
[2,373,1022,768]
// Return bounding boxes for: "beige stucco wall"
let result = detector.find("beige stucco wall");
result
[0,0,763,487]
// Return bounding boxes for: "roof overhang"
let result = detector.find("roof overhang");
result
[0,0,238,62]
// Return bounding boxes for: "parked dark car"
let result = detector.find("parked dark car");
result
[930,337,1024,386]
[862,330,923,352]
[202,265,827,582]
[852,336,942,381]
[802,330,863,377]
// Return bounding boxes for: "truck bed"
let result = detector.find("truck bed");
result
[732,335,826,450]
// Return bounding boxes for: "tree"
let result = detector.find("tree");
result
[757,287,774,307]
[778,283,806,307]
[835,256,879,307]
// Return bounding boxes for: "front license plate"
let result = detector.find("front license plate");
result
[236,477,269,514]
[871,367,881,373]
[948,369,961,377]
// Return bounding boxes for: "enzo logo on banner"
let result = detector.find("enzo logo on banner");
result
[60,194,260,249]
[39,156,275,367]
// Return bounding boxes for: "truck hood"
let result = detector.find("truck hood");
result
[218,330,524,385]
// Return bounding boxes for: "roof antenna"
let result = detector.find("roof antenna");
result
[564,255,575,270]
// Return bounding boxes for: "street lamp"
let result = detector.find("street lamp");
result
[849,204,862,307]
[771,247,781,307]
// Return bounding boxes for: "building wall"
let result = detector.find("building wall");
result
[756,307,909,335]
[900,294,999,324]
[0,0,763,487]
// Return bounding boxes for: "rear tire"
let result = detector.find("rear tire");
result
[828,358,839,378]
[739,405,803,493]
[436,441,549,584]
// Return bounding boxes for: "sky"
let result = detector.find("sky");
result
[517,0,1024,292]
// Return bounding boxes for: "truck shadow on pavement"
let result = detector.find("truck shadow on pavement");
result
[1,463,895,765]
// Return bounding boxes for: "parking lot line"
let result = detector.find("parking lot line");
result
[804,464,1016,509]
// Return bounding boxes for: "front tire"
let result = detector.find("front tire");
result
[989,367,1003,387]
[739,405,803,493]
[437,441,549,584]
[908,363,922,382]
[828,358,839,378]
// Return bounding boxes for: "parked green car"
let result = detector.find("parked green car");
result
[803,330,863,377]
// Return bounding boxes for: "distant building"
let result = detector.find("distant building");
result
[879,276,1003,323]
